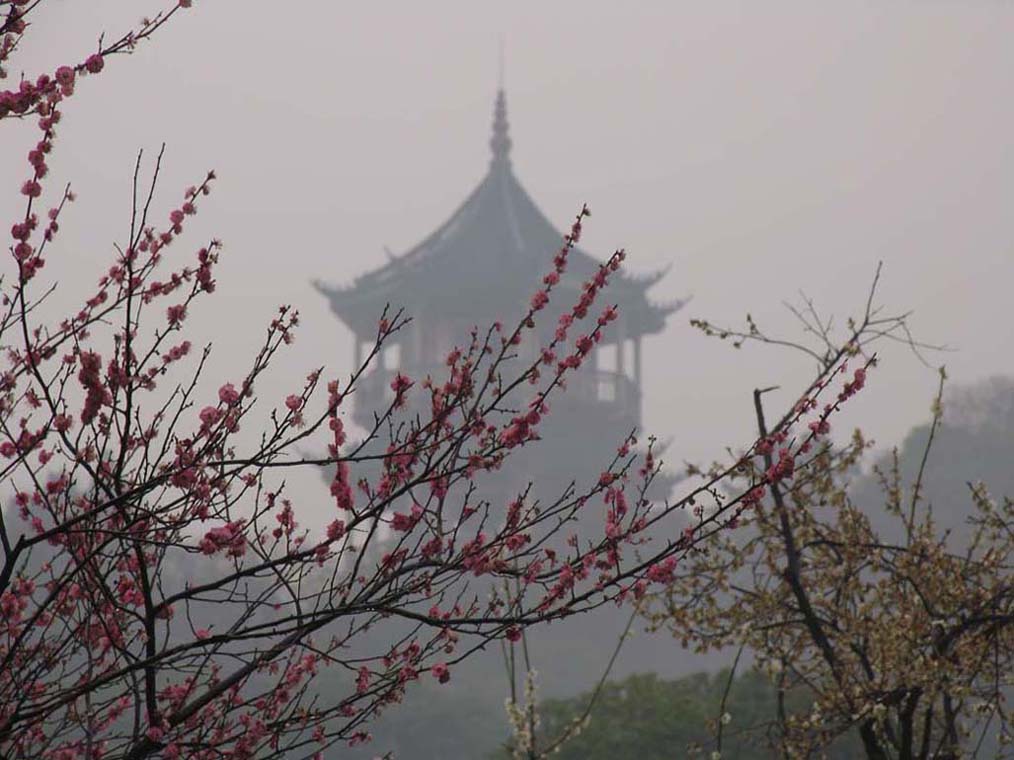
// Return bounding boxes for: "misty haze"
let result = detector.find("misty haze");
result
[1,2,1012,759]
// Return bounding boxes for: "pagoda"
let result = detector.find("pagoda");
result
[313,93,689,756]
[315,90,684,500]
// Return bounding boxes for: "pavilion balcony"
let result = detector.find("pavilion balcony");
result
[351,365,641,430]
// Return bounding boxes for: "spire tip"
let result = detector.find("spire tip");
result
[490,87,512,167]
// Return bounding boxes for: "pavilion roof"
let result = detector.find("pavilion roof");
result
[315,90,684,338]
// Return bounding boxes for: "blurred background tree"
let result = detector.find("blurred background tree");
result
[492,669,860,760]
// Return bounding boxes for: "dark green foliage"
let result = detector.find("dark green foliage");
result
[492,669,862,759]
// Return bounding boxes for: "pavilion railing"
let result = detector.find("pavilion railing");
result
[353,365,640,424]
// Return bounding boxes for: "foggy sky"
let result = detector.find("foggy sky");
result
[4,0,1013,523]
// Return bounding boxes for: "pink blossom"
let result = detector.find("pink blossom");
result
[646,557,678,585]
[199,521,246,557]
[431,663,451,684]
[355,666,370,694]
[741,486,765,508]
[218,382,240,405]
[54,66,75,87]
[766,448,796,483]
[14,242,32,261]
[421,535,444,558]
[597,305,618,326]
[326,519,345,541]
[390,504,423,532]
[166,304,187,325]
[199,405,222,428]
[389,372,413,408]
[330,461,355,511]
[808,419,830,436]
[77,351,108,425]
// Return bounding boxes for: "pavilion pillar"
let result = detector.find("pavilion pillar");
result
[412,318,422,368]
[633,336,642,421]
[633,336,642,388]
[616,318,627,404]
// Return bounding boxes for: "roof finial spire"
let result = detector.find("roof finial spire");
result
[490,86,512,169]
[498,35,505,89]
